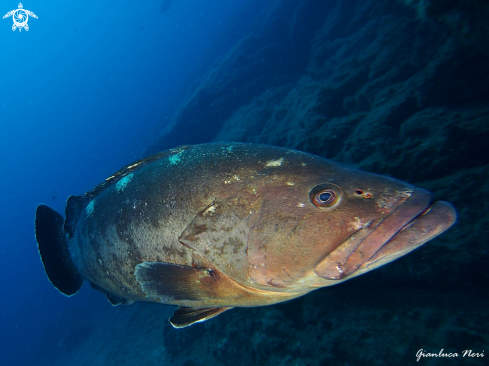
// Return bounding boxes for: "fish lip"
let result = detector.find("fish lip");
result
[359,200,457,270]
[397,202,434,232]
[315,187,443,280]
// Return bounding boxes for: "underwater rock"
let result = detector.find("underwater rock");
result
[141,0,488,364]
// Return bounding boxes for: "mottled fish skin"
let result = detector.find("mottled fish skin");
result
[66,143,456,309]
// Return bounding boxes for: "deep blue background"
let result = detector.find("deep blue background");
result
[0,0,258,363]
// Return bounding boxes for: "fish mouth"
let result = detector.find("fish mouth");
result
[315,188,457,280]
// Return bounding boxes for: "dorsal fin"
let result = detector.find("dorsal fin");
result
[64,147,190,238]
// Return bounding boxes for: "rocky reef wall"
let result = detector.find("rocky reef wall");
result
[145,0,489,364]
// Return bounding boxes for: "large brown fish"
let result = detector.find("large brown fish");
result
[35,143,456,328]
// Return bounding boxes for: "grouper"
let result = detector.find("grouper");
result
[35,143,457,328]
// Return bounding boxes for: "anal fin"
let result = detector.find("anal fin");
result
[89,281,133,306]
[170,306,232,328]
[105,292,134,306]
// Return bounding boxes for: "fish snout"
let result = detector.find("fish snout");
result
[314,188,456,280]
[359,200,457,271]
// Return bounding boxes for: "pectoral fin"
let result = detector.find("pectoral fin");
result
[170,306,232,328]
[134,259,282,315]
[134,261,227,303]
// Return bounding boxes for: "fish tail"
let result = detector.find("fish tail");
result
[35,204,83,296]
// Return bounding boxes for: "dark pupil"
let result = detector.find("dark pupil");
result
[319,192,332,202]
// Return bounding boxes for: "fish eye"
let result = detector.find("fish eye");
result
[316,190,336,205]
[310,184,341,208]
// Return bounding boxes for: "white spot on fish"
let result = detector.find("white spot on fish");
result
[378,188,413,208]
[265,158,284,167]
[168,152,183,165]
[286,181,295,186]
[204,206,216,216]
[224,174,240,184]
[297,203,306,208]
[86,200,95,216]
[349,217,365,231]
[354,217,363,228]
[116,173,134,192]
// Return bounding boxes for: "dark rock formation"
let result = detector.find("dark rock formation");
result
[144,0,488,364]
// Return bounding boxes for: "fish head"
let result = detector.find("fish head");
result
[247,155,457,290]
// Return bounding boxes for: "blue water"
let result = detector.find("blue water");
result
[0,1,257,364]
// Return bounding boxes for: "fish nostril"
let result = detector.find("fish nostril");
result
[354,189,373,199]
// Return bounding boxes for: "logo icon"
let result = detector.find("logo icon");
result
[3,3,37,32]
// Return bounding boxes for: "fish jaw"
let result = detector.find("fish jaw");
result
[314,188,457,280]
[356,200,457,273]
